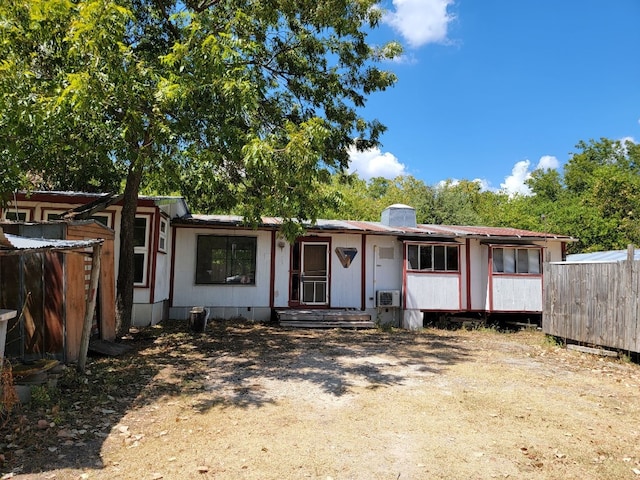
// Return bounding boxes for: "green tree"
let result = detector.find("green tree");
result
[430,180,482,225]
[486,138,640,253]
[561,138,640,251]
[526,168,563,203]
[377,176,435,223]
[323,174,435,223]
[0,0,400,335]
[322,174,384,221]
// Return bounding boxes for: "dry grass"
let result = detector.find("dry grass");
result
[2,320,640,479]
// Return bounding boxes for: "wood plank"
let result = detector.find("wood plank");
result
[543,258,640,353]
[279,321,375,329]
[88,339,132,356]
[276,309,371,322]
[567,344,619,358]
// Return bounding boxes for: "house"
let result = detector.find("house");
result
[3,194,574,330]
[170,204,574,329]
[1,191,188,327]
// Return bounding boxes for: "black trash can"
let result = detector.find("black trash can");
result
[189,307,208,332]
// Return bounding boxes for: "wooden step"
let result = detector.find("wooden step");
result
[276,309,374,329]
[279,320,375,329]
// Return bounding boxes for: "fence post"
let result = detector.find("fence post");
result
[78,241,103,373]
[625,244,635,351]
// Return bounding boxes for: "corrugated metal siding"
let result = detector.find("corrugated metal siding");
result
[1,233,97,251]
[566,249,640,263]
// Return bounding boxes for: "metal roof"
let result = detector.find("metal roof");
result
[175,214,575,241]
[565,249,640,263]
[8,191,190,218]
[0,233,101,255]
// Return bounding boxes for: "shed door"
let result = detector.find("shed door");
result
[290,241,329,306]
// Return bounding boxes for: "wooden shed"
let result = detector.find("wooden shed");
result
[0,220,115,363]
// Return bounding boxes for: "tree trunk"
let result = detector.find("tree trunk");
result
[116,161,144,338]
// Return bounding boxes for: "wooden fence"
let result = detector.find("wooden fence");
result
[543,247,640,353]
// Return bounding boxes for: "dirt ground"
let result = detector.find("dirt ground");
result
[2,319,640,480]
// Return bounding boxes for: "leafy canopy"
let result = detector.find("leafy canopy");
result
[0,0,400,239]
[0,0,400,332]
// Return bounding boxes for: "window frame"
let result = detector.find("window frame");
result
[43,210,111,227]
[195,235,257,285]
[158,217,168,253]
[491,246,542,275]
[406,242,460,273]
[2,208,31,222]
[133,215,151,286]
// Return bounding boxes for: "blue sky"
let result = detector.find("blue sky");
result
[347,0,640,195]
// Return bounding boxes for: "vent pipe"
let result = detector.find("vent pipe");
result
[381,204,417,228]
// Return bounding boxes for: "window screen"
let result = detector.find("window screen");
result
[492,247,542,274]
[196,236,257,284]
[407,244,459,272]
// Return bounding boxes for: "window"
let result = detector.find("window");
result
[133,216,149,285]
[158,218,168,252]
[46,212,64,221]
[90,215,110,227]
[492,247,541,274]
[196,235,257,285]
[45,212,109,226]
[407,244,459,272]
[2,209,29,221]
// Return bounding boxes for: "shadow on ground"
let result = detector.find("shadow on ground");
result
[0,318,471,476]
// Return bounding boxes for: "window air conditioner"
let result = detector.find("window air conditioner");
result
[377,290,400,308]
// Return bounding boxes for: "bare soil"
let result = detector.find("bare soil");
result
[2,320,640,480]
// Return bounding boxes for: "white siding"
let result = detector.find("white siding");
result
[272,236,290,308]
[154,253,170,302]
[405,273,460,310]
[367,237,403,310]
[330,234,362,308]
[490,276,542,311]
[171,227,273,310]
[469,239,489,310]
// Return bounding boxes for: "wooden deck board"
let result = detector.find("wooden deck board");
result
[279,320,375,329]
[276,309,373,329]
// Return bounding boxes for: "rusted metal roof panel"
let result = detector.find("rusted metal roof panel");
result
[178,214,283,228]
[173,215,574,241]
[433,224,574,239]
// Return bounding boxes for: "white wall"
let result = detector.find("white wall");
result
[480,240,564,313]
[469,239,489,311]
[366,237,403,310]
[329,234,363,308]
[171,227,273,310]
[491,276,542,311]
[272,235,290,308]
[405,273,461,310]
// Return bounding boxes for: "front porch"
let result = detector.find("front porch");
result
[275,309,374,329]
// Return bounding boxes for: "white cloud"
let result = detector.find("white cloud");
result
[348,146,407,180]
[536,155,559,170]
[383,0,455,48]
[472,178,493,192]
[500,155,560,197]
[501,160,533,196]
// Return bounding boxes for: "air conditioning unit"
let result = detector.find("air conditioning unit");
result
[377,290,400,308]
